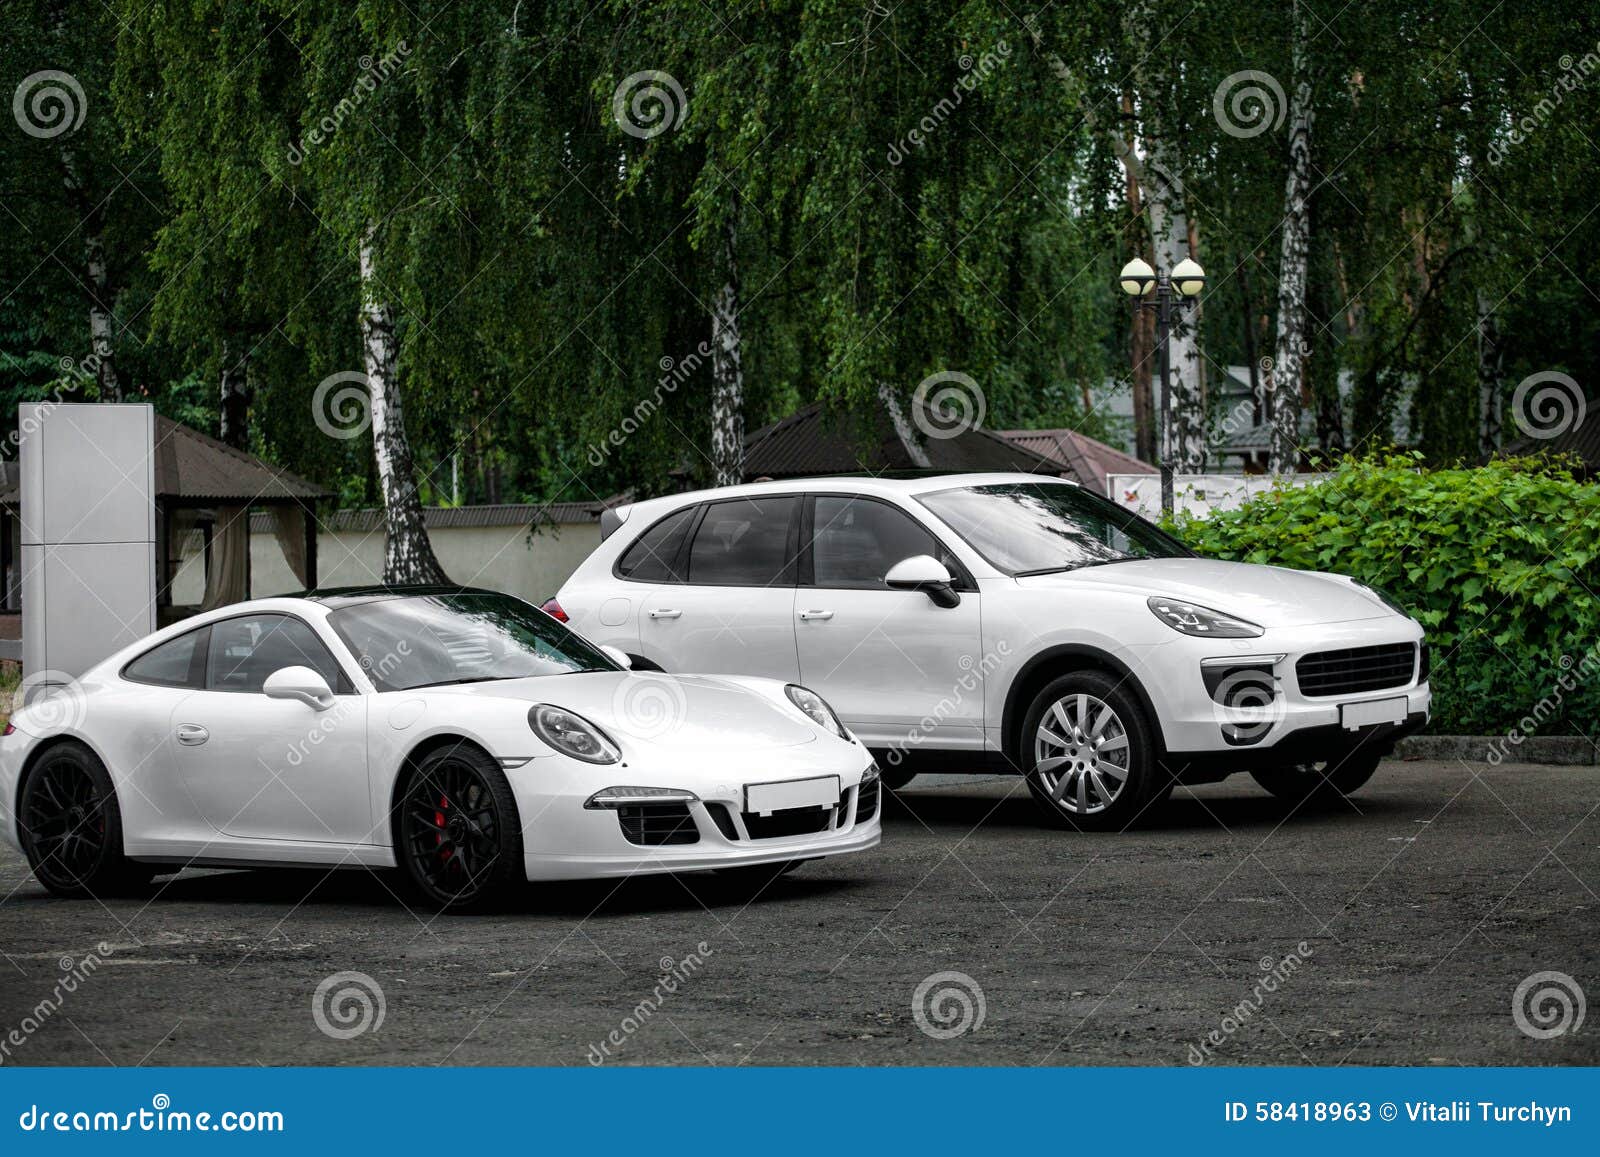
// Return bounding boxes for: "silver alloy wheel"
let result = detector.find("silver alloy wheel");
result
[1033,692,1131,815]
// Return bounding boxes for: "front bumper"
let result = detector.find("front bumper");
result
[1128,618,1430,757]
[1164,708,1429,782]
[510,750,883,882]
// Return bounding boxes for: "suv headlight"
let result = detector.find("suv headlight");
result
[529,704,621,764]
[1147,596,1264,639]
[785,684,849,739]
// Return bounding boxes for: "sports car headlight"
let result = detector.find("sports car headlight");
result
[1147,596,1264,639]
[785,684,849,739]
[529,704,621,764]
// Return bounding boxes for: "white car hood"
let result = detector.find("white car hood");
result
[429,671,819,751]
[1021,558,1393,628]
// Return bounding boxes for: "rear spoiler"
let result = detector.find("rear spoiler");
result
[599,505,632,541]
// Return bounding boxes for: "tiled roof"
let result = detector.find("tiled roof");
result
[741,400,1064,479]
[998,429,1154,491]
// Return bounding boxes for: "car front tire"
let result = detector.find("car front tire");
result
[1020,670,1169,831]
[395,742,525,912]
[17,742,153,898]
[1249,749,1381,803]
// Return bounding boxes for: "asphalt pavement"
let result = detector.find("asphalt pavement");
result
[1,757,1595,1067]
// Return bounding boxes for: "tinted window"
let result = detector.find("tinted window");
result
[811,497,942,589]
[918,482,1191,575]
[123,628,204,688]
[686,496,798,586]
[616,508,694,583]
[207,615,345,694]
[328,591,617,691]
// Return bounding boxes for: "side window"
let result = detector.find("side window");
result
[122,627,206,688]
[810,496,942,589]
[615,507,695,583]
[206,615,346,694]
[686,496,798,586]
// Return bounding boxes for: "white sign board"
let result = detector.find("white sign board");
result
[19,403,157,678]
[1106,472,1329,521]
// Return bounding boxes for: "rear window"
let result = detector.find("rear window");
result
[616,507,695,583]
[122,627,205,688]
[687,496,798,586]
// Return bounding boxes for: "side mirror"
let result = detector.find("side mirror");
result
[885,555,961,609]
[600,645,633,670]
[263,665,335,710]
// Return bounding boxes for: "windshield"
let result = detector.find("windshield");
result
[328,591,617,691]
[917,482,1192,575]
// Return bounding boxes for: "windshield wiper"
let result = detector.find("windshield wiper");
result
[1015,557,1141,576]
[412,675,512,687]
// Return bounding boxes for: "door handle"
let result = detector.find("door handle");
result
[797,609,835,621]
[648,608,683,619]
[175,724,209,746]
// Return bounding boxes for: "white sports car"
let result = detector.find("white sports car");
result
[0,587,881,909]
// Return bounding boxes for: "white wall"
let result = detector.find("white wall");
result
[1106,472,1330,520]
[170,520,601,606]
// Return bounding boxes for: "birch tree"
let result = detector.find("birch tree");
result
[1266,0,1314,474]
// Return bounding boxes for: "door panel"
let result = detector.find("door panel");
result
[795,495,984,748]
[170,613,372,846]
[171,690,371,844]
[636,495,802,680]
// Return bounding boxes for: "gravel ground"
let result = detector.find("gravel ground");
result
[0,757,1595,1067]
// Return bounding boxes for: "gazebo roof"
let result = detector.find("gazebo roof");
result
[0,415,332,507]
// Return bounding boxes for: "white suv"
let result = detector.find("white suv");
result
[551,474,1430,829]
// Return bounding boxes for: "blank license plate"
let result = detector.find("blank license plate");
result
[1340,697,1407,730]
[744,776,840,816]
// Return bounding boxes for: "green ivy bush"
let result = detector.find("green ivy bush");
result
[1171,453,1600,736]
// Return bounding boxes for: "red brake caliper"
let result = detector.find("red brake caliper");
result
[436,794,452,865]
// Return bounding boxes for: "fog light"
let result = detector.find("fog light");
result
[1202,657,1285,747]
[584,786,699,810]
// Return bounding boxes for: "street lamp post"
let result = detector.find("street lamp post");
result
[1119,256,1206,519]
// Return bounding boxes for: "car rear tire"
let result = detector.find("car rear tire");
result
[395,742,525,912]
[1249,750,1381,802]
[17,742,152,898]
[1020,670,1169,831]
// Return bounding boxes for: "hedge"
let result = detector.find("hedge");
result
[1170,453,1600,736]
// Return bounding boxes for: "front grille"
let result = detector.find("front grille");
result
[855,779,880,822]
[742,805,833,840]
[617,803,699,846]
[1296,642,1416,697]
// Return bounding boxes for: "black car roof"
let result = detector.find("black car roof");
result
[290,584,506,608]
